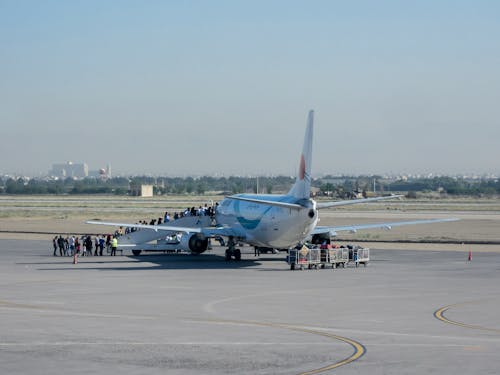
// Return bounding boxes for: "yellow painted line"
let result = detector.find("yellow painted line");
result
[434,302,500,333]
[0,300,39,309]
[462,346,484,351]
[199,319,365,374]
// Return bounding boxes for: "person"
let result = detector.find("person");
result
[85,235,93,256]
[68,236,75,256]
[94,236,99,256]
[81,236,87,256]
[110,236,118,256]
[75,237,80,255]
[106,234,111,252]
[52,236,58,256]
[99,235,105,256]
[57,235,65,256]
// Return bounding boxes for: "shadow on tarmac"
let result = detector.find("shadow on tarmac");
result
[18,252,286,271]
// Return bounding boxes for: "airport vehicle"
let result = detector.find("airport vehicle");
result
[87,110,457,259]
[120,234,196,256]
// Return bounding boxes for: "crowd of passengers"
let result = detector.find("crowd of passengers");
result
[132,204,217,229]
[53,234,111,257]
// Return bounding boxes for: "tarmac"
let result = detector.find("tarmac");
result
[1,239,499,374]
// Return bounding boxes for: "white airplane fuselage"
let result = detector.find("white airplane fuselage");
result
[216,194,318,249]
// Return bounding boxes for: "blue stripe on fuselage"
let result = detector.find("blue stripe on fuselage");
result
[233,194,298,230]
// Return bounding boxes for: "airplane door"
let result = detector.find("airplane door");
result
[272,207,280,232]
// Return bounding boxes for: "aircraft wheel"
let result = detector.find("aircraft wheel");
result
[291,263,295,270]
[234,249,241,261]
[225,249,232,261]
[132,250,142,256]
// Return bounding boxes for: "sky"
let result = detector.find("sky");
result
[1,1,499,177]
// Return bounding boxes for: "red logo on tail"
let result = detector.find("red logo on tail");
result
[299,154,306,180]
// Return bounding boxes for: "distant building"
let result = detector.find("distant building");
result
[130,184,154,197]
[50,162,88,178]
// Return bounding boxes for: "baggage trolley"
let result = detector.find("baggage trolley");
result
[288,246,321,270]
[352,248,370,267]
[330,248,349,268]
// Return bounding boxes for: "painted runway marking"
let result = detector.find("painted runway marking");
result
[196,319,366,375]
[202,289,315,314]
[0,299,155,320]
[434,301,500,333]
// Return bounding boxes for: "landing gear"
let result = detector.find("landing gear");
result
[225,237,242,261]
[132,250,142,256]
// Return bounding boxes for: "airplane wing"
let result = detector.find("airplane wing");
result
[86,220,204,233]
[85,220,245,238]
[316,195,404,209]
[312,218,459,236]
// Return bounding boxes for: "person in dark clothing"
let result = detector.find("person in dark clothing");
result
[85,236,93,256]
[99,236,105,256]
[53,236,58,256]
[106,234,111,253]
[57,236,65,256]
[94,236,99,256]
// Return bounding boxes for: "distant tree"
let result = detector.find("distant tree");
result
[195,182,206,195]
[231,182,244,194]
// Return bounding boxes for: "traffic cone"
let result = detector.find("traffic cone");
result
[73,253,78,264]
[468,250,472,262]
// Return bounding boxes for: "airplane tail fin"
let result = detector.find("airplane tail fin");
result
[288,110,314,200]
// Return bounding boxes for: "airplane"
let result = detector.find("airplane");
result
[87,110,457,260]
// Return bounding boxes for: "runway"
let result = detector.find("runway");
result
[1,240,499,374]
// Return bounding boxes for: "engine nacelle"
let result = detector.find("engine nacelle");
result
[180,233,209,254]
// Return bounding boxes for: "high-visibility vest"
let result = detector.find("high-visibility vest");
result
[111,238,118,247]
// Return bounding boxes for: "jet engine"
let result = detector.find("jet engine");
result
[182,233,209,254]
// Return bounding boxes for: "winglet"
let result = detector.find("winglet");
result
[288,110,314,199]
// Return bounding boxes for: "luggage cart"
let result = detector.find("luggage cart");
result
[288,246,321,270]
[352,248,370,267]
[330,248,349,268]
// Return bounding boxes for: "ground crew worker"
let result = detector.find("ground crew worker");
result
[111,236,118,256]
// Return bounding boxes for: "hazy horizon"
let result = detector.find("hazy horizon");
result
[1,1,499,177]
